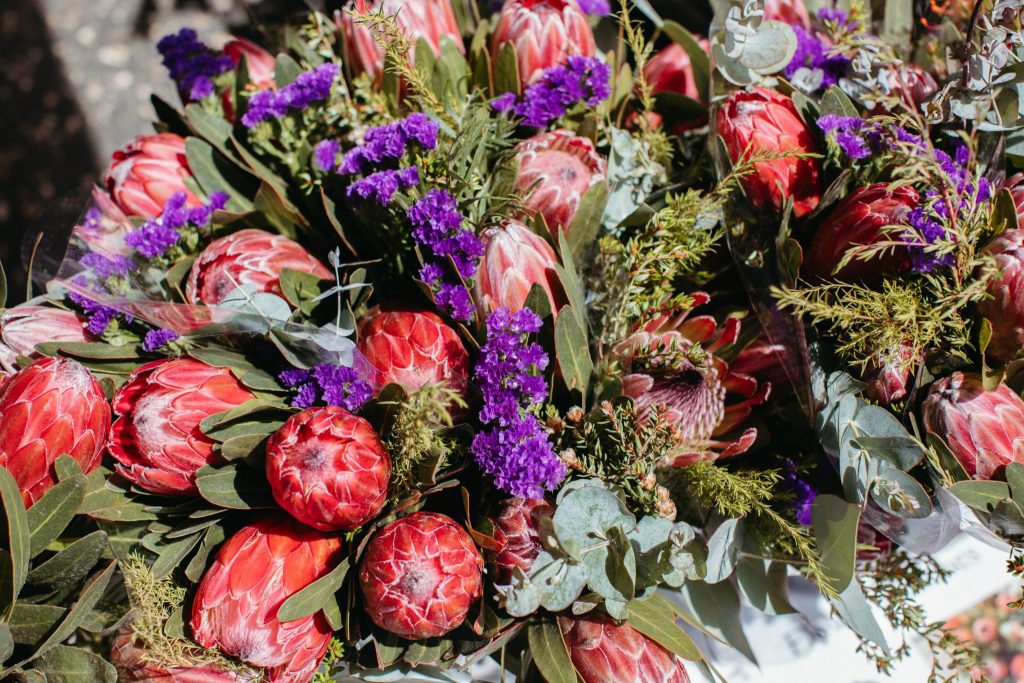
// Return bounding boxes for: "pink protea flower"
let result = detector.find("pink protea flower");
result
[763,0,811,29]
[356,308,470,396]
[491,0,597,85]
[559,613,691,683]
[976,228,1024,363]
[615,293,770,465]
[266,406,391,531]
[475,220,564,315]
[0,357,110,506]
[515,129,607,236]
[645,42,704,101]
[191,516,343,683]
[359,511,484,639]
[111,626,259,682]
[108,359,256,495]
[716,87,822,218]
[861,342,915,406]
[1004,173,1024,217]
[0,304,90,373]
[104,133,201,219]
[489,497,554,584]
[223,37,276,88]
[922,372,1024,480]
[341,0,464,83]
[186,229,333,306]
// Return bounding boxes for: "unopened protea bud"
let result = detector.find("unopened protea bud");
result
[921,372,1024,480]
[861,342,915,405]
[976,229,1024,363]
[223,37,276,88]
[111,625,258,682]
[805,183,919,283]
[716,87,822,218]
[186,229,332,306]
[0,304,90,373]
[0,357,110,506]
[266,406,391,531]
[491,0,597,85]
[104,133,200,219]
[489,497,554,584]
[559,613,691,683]
[476,220,564,315]
[359,511,483,639]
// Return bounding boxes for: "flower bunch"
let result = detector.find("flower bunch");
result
[493,55,611,128]
[156,28,234,100]
[279,363,373,411]
[241,63,339,127]
[125,191,229,261]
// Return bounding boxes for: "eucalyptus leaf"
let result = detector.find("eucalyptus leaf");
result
[0,468,30,617]
[527,622,577,683]
[555,309,592,400]
[704,519,741,584]
[739,20,798,74]
[951,480,1012,511]
[812,494,860,593]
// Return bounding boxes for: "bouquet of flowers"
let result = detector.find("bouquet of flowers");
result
[1,0,1022,680]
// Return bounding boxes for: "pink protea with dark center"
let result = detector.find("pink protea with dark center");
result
[491,0,597,85]
[104,133,201,219]
[515,129,607,236]
[186,229,332,306]
[615,293,770,465]
[108,359,256,495]
[266,406,391,531]
[976,228,1024,363]
[489,497,554,584]
[191,516,342,683]
[359,511,484,639]
[559,613,691,683]
[476,219,565,316]
[922,372,1024,480]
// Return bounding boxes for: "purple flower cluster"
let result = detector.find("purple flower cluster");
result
[493,56,611,128]
[338,113,439,175]
[471,308,565,498]
[279,363,372,411]
[82,253,134,279]
[67,284,129,336]
[241,63,339,128]
[156,29,234,101]
[407,189,484,321]
[817,7,859,30]
[783,26,850,92]
[125,191,228,259]
[816,114,880,159]
[576,0,611,15]
[314,139,342,172]
[348,167,420,205]
[143,329,181,352]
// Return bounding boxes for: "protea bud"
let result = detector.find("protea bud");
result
[763,0,811,28]
[223,37,276,89]
[341,0,464,83]
[559,613,691,683]
[356,308,470,396]
[266,406,391,531]
[515,129,607,236]
[645,43,703,101]
[861,342,915,405]
[976,229,1024,363]
[805,183,919,283]
[1004,173,1024,217]
[186,229,332,306]
[856,519,892,562]
[490,497,554,584]
[104,133,200,219]
[108,359,256,495]
[716,87,822,218]
[892,65,937,111]
[0,357,110,506]
[0,304,90,373]
[191,516,342,683]
[111,625,258,682]
[491,0,597,85]
[475,220,564,315]
[359,511,483,639]
[921,372,1024,480]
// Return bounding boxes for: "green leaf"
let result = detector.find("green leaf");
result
[150,532,204,580]
[494,41,520,96]
[185,103,233,150]
[0,622,12,662]
[830,579,890,654]
[25,562,115,664]
[26,475,85,557]
[626,595,702,661]
[184,138,255,212]
[951,480,1012,511]
[554,231,586,318]
[253,182,311,241]
[195,464,276,510]
[30,645,116,682]
[737,559,796,615]
[0,469,30,617]
[527,622,578,683]
[33,342,142,361]
[9,605,65,645]
[25,531,107,591]
[1009,463,1024,505]
[820,85,860,118]
[739,20,798,74]
[565,181,608,259]
[992,188,1021,234]
[274,54,303,88]
[187,348,280,391]
[811,494,860,593]
[676,580,756,663]
[218,433,271,462]
[870,468,932,519]
[279,268,324,316]
[881,0,913,53]
[555,309,593,400]
[278,558,350,622]
[704,518,741,584]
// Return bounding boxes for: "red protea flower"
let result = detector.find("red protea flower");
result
[861,342,915,405]
[186,229,333,306]
[476,220,564,315]
[515,129,607,236]
[356,308,470,396]
[716,87,822,218]
[341,0,464,83]
[615,293,770,465]
[104,133,201,219]
[559,613,691,683]
[266,406,391,531]
[645,42,704,101]
[0,304,90,373]
[1004,173,1024,217]
[730,336,793,397]
[359,511,484,639]
[0,357,110,506]
[763,0,811,28]
[491,0,597,85]
[976,229,1024,363]
[805,183,920,283]
[108,359,256,495]
[921,372,1024,480]
[111,626,258,682]
[191,516,343,683]
[489,497,554,585]
[223,37,276,89]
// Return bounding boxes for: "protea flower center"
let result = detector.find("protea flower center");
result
[628,356,726,443]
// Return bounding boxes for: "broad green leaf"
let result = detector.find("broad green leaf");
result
[527,622,578,683]
[566,181,608,260]
[195,464,276,510]
[184,137,255,212]
[0,623,11,661]
[33,342,142,361]
[820,86,859,118]
[992,188,1021,234]
[881,0,913,53]
[274,54,303,88]
[253,182,310,241]
[26,562,115,663]
[676,580,756,663]
[25,531,106,591]
[26,475,85,557]
[150,532,204,579]
[950,480,1011,511]
[555,231,586,318]
[739,20,798,74]
[279,268,324,315]
[9,605,65,645]
[1008,463,1024,504]
[29,645,116,682]
[830,579,890,654]
[737,559,796,615]
[185,524,227,584]
[494,41,520,96]
[187,348,280,391]
[184,103,233,149]
[0,468,30,617]
[218,433,271,462]
[704,519,741,584]
[812,494,860,593]
[870,468,932,519]
[278,558,350,622]
[626,595,702,661]
[555,309,593,400]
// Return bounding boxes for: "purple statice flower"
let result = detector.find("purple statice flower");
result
[156,28,234,101]
[241,63,339,127]
[82,207,102,230]
[576,0,611,15]
[782,460,817,525]
[493,56,611,128]
[143,329,180,352]
[783,25,850,92]
[82,253,134,278]
[125,191,228,260]
[124,220,180,259]
[816,115,873,159]
[67,290,120,336]
[471,307,564,498]
[337,113,440,176]
[314,139,341,172]
[817,7,859,30]
[278,362,372,411]
[346,167,420,205]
